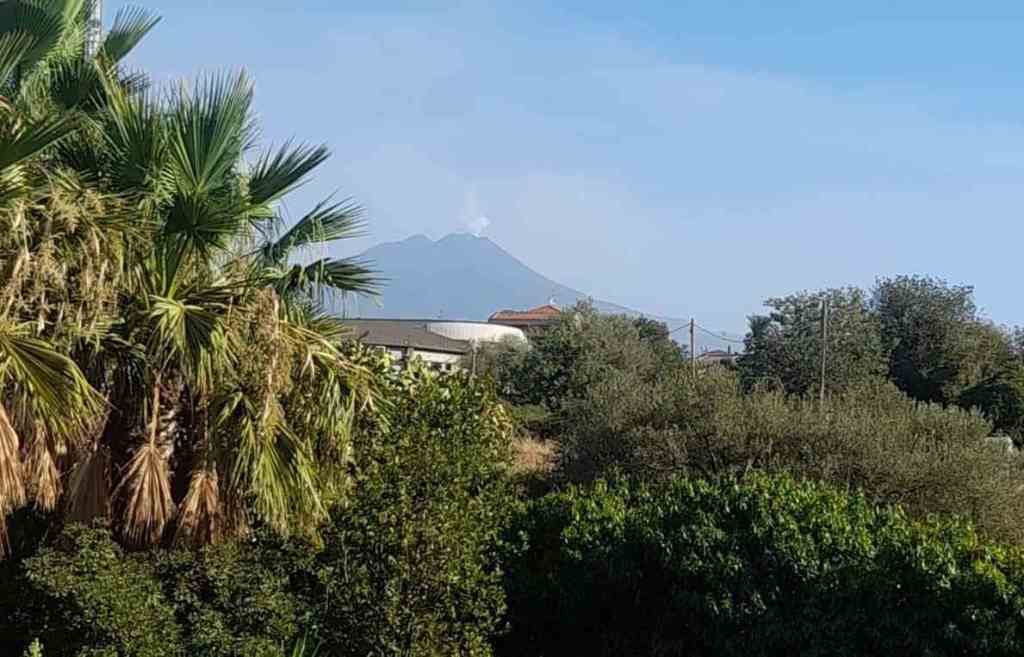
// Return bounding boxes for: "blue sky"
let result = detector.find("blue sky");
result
[120,1,1024,331]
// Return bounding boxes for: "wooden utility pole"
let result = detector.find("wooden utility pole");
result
[819,298,829,403]
[689,318,696,375]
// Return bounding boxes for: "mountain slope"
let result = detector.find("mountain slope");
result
[339,233,741,351]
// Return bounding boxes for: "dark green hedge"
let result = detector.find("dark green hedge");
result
[497,473,1024,657]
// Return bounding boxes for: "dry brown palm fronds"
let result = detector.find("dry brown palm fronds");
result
[174,464,223,547]
[0,404,26,516]
[66,444,111,523]
[115,377,179,545]
[0,515,9,558]
[23,427,60,511]
[116,436,175,546]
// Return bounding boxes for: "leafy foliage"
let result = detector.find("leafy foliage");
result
[739,287,886,395]
[315,357,515,657]
[475,301,683,412]
[873,275,983,403]
[153,535,314,657]
[0,0,380,552]
[17,524,182,657]
[499,473,1024,657]
[559,369,1024,542]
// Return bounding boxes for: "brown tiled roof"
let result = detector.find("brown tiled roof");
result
[489,304,562,322]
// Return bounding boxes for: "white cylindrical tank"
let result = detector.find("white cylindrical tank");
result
[426,321,526,344]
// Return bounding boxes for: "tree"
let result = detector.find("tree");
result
[0,1,380,552]
[958,363,1024,441]
[738,287,886,396]
[872,275,980,403]
[317,355,514,657]
[475,301,684,412]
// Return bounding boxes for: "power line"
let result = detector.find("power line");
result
[694,323,745,345]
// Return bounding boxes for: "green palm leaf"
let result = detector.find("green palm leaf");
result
[0,108,77,204]
[144,287,234,393]
[167,71,255,195]
[213,389,324,536]
[0,322,101,421]
[247,140,329,209]
[284,257,380,298]
[0,0,73,76]
[260,198,366,265]
[0,31,35,90]
[101,71,169,195]
[98,5,160,64]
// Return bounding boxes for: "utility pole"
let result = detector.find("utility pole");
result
[689,318,696,375]
[85,0,103,58]
[819,297,829,403]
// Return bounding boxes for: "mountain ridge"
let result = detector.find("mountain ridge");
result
[338,233,741,351]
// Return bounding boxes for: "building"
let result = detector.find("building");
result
[696,348,740,366]
[340,319,526,371]
[488,303,562,332]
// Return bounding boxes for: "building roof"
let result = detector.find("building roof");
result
[489,304,562,323]
[339,319,471,355]
[697,349,740,362]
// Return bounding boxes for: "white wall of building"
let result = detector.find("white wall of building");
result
[425,322,526,344]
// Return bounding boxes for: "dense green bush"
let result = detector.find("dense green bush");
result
[153,535,315,657]
[498,473,1024,657]
[14,524,183,657]
[316,363,515,657]
[559,371,1024,542]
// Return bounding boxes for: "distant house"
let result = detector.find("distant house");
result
[488,303,562,332]
[696,348,740,366]
[340,319,526,371]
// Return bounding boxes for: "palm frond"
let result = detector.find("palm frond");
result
[162,191,251,259]
[247,140,329,209]
[217,391,323,536]
[0,0,72,77]
[116,435,174,544]
[23,427,60,510]
[0,112,77,169]
[66,443,111,523]
[101,71,168,196]
[0,404,27,520]
[0,113,77,204]
[174,463,222,547]
[145,290,231,392]
[0,323,103,436]
[98,5,160,64]
[45,55,102,110]
[259,198,365,265]
[167,71,255,195]
[274,257,380,301]
[0,31,35,89]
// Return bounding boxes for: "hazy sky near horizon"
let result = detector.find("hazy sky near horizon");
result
[121,1,1024,331]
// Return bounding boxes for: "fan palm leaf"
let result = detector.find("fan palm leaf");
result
[247,140,329,210]
[97,5,160,65]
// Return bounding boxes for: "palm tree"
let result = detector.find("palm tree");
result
[0,1,380,552]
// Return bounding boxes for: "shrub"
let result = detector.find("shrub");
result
[498,473,1024,657]
[153,534,315,657]
[559,372,1024,543]
[316,364,516,657]
[16,524,183,657]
